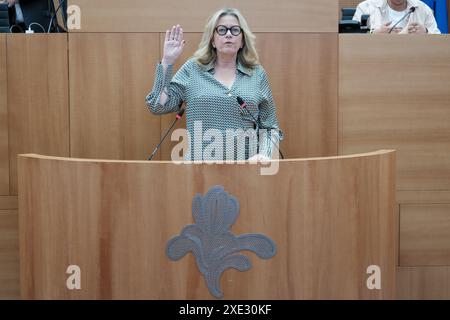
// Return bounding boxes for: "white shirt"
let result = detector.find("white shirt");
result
[387,6,408,29]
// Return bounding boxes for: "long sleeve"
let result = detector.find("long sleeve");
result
[352,1,377,32]
[353,3,366,22]
[257,67,284,159]
[145,60,190,115]
[423,7,441,34]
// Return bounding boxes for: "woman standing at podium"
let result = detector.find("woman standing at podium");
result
[146,8,283,162]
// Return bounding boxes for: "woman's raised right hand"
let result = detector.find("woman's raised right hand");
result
[162,25,186,65]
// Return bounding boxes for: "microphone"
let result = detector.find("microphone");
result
[147,108,185,160]
[236,96,285,159]
[388,6,417,34]
[237,96,257,129]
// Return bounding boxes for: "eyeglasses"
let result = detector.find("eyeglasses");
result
[215,25,242,36]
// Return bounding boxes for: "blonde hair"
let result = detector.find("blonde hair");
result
[193,8,259,69]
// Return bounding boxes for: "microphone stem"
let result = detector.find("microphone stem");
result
[241,106,285,159]
[47,0,67,33]
[388,9,413,33]
[148,117,180,161]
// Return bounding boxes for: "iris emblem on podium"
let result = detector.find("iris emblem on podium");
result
[166,185,277,299]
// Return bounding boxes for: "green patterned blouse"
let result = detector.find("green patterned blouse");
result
[146,58,283,161]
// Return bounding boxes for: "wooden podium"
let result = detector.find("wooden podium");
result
[17,151,396,299]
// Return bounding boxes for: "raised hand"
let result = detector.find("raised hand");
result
[162,25,186,65]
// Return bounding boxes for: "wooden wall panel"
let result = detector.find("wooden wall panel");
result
[400,204,450,266]
[69,33,161,160]
[0,34,8,195]
[398,190,450,204]
[339,0,360,8]
[68,0,338,33]
[339,35,450,191]
[0,210,19,300]
[0,197,18,210]
[7,34,70,195]
[397,266,450,299]
[258,33,338,158]
[0,197,19,298]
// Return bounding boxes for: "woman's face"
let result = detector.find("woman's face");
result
[212,15,243,57]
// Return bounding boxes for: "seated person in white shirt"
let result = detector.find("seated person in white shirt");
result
[353,0,441,34]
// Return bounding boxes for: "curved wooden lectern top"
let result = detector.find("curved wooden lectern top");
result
[18,150,396,299]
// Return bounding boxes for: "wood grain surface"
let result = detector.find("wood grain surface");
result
[18,151,396,299]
